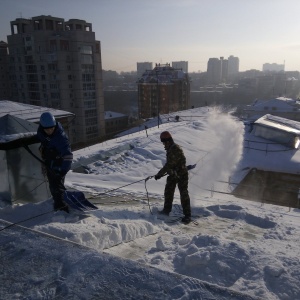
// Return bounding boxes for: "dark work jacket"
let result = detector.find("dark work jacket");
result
[36,122,73,175]
[157,143,188,178]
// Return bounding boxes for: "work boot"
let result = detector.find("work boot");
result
[181,215,191,224]
[60,205,69,213]
[158,209,170,216]
[54,202,69,213]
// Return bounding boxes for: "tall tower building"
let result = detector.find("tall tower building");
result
[228,55,239,76]
[207,58,221,84]
[137,63,190,119]
[6,15,105,148]
[0,41,11,100]
[172,61,188,73]
[137,62,153,78]
[220,56,229,82]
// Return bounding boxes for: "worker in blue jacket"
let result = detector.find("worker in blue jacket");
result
[36,112,73,212]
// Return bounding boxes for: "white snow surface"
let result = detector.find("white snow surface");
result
[1,107,300,300]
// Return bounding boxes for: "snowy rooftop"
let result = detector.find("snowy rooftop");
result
[0,100,74,122]
[255,114,300,134]
[138,64,187,83]
[1,107,300,299]
[247,97,300,112]
[104,110,127,119]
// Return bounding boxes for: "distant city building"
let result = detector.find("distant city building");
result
[207,55,239,84]
[257,73,286,98]
[137,62,153,78]
[227,55,239,76]
[238,77,257,96]
[0,41,11,100]
[137,63,190,119]
[207,58,221,84]
[104,111,128,135]
[220,57,228,82]
[172,61,188,73]
[5,15,105,148]
[263,63,285,72]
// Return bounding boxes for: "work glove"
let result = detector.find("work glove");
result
[154,174,162,180]
[52,166,63,176]
[187,164,196,171]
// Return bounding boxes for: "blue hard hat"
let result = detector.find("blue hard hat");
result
[40,112,56,128]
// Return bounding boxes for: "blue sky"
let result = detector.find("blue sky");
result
[1,0,300,73]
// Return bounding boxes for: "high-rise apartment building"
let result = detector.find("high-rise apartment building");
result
[207,58,221,84]
[172,61,188,73]
[220,57,228,82]
[207,55,239,84]
[0,41,11,100]
[137,62,153,78]
[6,15,105,148]
[228,55,239,76]
[137,63,190,119]
[263,63,285,72]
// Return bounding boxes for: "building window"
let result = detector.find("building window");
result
[85,117,97,126]
[50,40,57,51]
[83,91,96,100]
[50,83,59,89]
[95,43,100,53]
[60,40,69,51]
[81,64,94,72]
[81,54,93,64]
[48,64,57,71]
[85,109,97,118]
[50,92,60,99]
[83,83,95,90]
[81,45,92,54]
[82,74,94,82]
[84,100,96,108]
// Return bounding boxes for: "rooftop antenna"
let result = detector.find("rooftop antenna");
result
[284,60,286,96]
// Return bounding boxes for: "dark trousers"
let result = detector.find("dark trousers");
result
[47,170,66,209]
[163,173,191,217]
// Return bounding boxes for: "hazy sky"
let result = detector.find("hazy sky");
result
[1,0,300,73]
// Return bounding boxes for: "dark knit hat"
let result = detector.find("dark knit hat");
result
[160,131,173,142]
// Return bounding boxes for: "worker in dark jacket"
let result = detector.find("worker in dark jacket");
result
[36,112,73,212]
[155,131,192,224]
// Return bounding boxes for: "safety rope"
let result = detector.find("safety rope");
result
[0,209,55,232]
[87,175,160,215]
[144,176,154,214]
[23,144,45,164]
[88,177,152,198]
[11,180,47,203]
[0,175,158,233]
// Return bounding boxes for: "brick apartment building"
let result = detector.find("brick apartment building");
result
[137,63,190,119]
